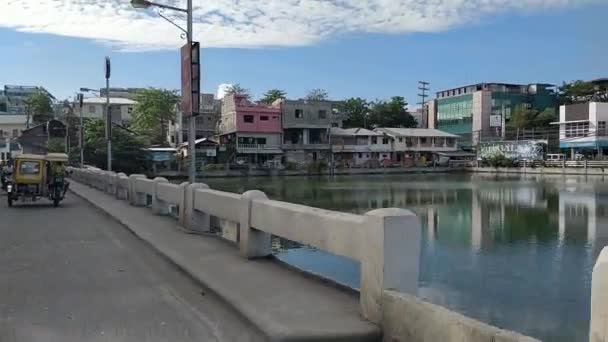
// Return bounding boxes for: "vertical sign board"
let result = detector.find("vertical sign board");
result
[181,42,201,117]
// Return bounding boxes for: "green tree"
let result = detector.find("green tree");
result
[305,88,329,101]
[340,97,370,128]
[47,138,66,153]
[368,96,417,128]
[559,80,607,104]
[83,119,147,174]
[509,106,557,129]
[534,108,558,127]
[132,88,179,146]
[225,84,250,98]
[25,90,54,125]
[260,89,286,104]
[509,107,538,129]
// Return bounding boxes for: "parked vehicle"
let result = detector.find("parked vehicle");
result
[546,154,566,161]
[6,153,69,207]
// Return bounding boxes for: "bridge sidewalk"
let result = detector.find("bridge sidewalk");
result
[69,181,381,342]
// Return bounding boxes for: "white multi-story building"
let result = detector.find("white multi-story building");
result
[552,102,608,157]
[374,127,459,163]
[0,115,28,140]
[75,97,137,123]
[330,127,392,167]
[0,85,55,140]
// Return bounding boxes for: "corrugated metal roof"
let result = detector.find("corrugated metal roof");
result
[330,127,383,136]
[81,97,136,105]
[0,115,28,124]
[375,127,460,138]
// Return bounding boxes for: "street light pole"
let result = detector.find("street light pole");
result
[186,0,196,183]
[78,94,84,167]
[104,57,112,171]
[106,77,112,171]
[130,0,196,182]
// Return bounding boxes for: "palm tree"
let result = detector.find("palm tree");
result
[225,84,250,98]
[260,89,287,104]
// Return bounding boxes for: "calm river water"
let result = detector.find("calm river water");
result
[201,173,607,341]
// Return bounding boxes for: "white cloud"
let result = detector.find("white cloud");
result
[0,0,596,51]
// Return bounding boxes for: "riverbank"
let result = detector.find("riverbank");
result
[156,166,458,179]
[470,166,608,176]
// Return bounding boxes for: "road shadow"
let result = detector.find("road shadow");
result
[5,201,73,209]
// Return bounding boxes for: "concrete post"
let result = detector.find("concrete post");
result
[128,174,147,206]
[96,171,105,191]
[179,183,210,232]
[239,190,272,259]
[116,173,129,200]
[106,172,117,195]
[591,247,608,342]
[152,177,170,215]
[360,208,421,324]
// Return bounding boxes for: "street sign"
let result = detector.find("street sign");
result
[104,57,111,79]
[181,42,200,117]
[490,114,502,127]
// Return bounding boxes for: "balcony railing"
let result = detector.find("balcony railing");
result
[236,144,282,153]
[282,143,330,150]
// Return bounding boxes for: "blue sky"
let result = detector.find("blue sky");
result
[0,0,606,107]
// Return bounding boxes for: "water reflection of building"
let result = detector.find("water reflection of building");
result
[475,186,547,209]
[558,190,608,246]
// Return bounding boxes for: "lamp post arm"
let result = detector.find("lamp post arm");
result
[146,1,187,13]
[157,9,188,38]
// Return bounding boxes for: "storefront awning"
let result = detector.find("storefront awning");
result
[550,119,589,125]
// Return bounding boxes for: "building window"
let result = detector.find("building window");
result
[399,137,403,143]
[260,116,269,121]
[382,138,389,144]
[599,121,607,136]
[295,109,304,118]
[318,110,327,119]
[273,116,279,120]
[127,107,133,114]
[565,122,589,138]
[0,130,3,137]
[358,153,362,158]
[88,105,96,114]
[420,137,427,144]
[256,138,267,145]
[12,129,18,137]
[371,136,378,144]
[244,115,254,123]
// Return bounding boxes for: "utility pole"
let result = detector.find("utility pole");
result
[105,57,112,171]
[186,0,196,183]
[78,93,84,167]
[417,81,430,128]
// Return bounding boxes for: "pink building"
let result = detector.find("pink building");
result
[218,94,283,165]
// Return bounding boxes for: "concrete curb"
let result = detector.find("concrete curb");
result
[68,182,381,342]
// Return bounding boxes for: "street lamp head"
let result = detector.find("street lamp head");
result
[130,0,152,9]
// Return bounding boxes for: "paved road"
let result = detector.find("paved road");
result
[0,194,265,342]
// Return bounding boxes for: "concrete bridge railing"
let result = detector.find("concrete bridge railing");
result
[68,167,541,342]
[591,247,608,342]
[70,168,420,324]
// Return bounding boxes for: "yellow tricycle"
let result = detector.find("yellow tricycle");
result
[6,153,69,207]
